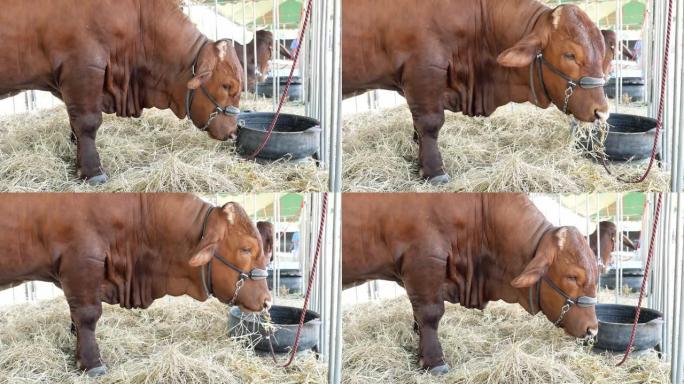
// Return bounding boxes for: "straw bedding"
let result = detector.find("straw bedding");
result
[342,104,669,193]
[0,297,326,384]
[343,296,669,384]
[0,98,327,192]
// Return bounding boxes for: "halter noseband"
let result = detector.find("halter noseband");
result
[529,50,607,114]
[186,41,241,132]
[529,275,598,327]
[198,207,268,306]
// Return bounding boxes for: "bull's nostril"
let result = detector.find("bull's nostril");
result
[587,327,598,338]
[263,300,272,310]
[595,110,610,122]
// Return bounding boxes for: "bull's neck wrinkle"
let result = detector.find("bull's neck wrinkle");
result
[485,0,551,106]
[483,196,553,304]
[138,0,207,117]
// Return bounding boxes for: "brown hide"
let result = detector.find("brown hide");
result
[0,193,270,373]
[342,193,598,371]
[0,0,243,181]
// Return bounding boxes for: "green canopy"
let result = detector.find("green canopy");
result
[560,193,646,221]
[212,193,304,222]
[213,0,303,29]
[258,0,302,29]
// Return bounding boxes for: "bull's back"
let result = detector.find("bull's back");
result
[0,0,141,93]
[0,194,144,287]
[342,193,481,286]
[342,0,480,95]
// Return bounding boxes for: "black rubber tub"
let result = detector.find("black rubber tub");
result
[228,305,321,353]
[578,113,659,161]
[236,112,321,161]
[600,268,644,291]
[267,269,303,295]
[604,77,645,102]
[593,304,663,353]
[256,76,302,101]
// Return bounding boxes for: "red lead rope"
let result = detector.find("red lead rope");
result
[247,0,314,160]
[604,0,673,184]
[616,193,663,366]
[269,192,328,368]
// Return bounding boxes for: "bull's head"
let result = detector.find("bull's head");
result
[253,30,294,83]
[511,227,599,339]
[591,221,637,273]
[497,5,609,122]
[188,202,272,312]
[256,221,275,262]
[187,40,243,141]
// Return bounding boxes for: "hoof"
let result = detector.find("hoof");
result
[427,364,450,375]
[427,174,450,185]
[86,365,107,377]
[85,173,108,186]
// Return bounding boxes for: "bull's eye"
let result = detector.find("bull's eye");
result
[223,84,231,91]
[568,276,578,282]
[564,52,576,61]
[240,247,251,254]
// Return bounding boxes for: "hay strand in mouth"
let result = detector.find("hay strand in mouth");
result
[0,97,326,192]
[342,296,669,384]
[342,104,669,193]
[0,297,326,384]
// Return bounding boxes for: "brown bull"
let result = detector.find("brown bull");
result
[589,221,637,272]
[257,221,275,261]
[343,1,610,184]
[343,193,599,374]
[235,30,294,91]
[0,193,271,376]
[0,0,244,184]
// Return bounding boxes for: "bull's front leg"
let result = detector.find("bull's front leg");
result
[60,252,107,376]
[60,66,108,185]
[401,249,449,375]
[69,301,105,376]
[403,67,449,185]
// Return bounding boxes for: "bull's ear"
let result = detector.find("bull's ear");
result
[511,228,567,288]
[187,44,220,90]
[187,71,212,90]
[497,33,543,68]
[188,244,214,267]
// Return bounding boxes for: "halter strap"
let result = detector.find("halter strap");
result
[529,50,606,114]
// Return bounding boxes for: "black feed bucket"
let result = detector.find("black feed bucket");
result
[257,76,303,101]
[593,304,663,353]
[236,112,321,161]
[578,113,660,161]
[228,305,321,354]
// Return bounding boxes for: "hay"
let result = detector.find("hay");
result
[343,296,669,384]
[342,104,669,192]
[0,97,327,192]
[0,297,326,384]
